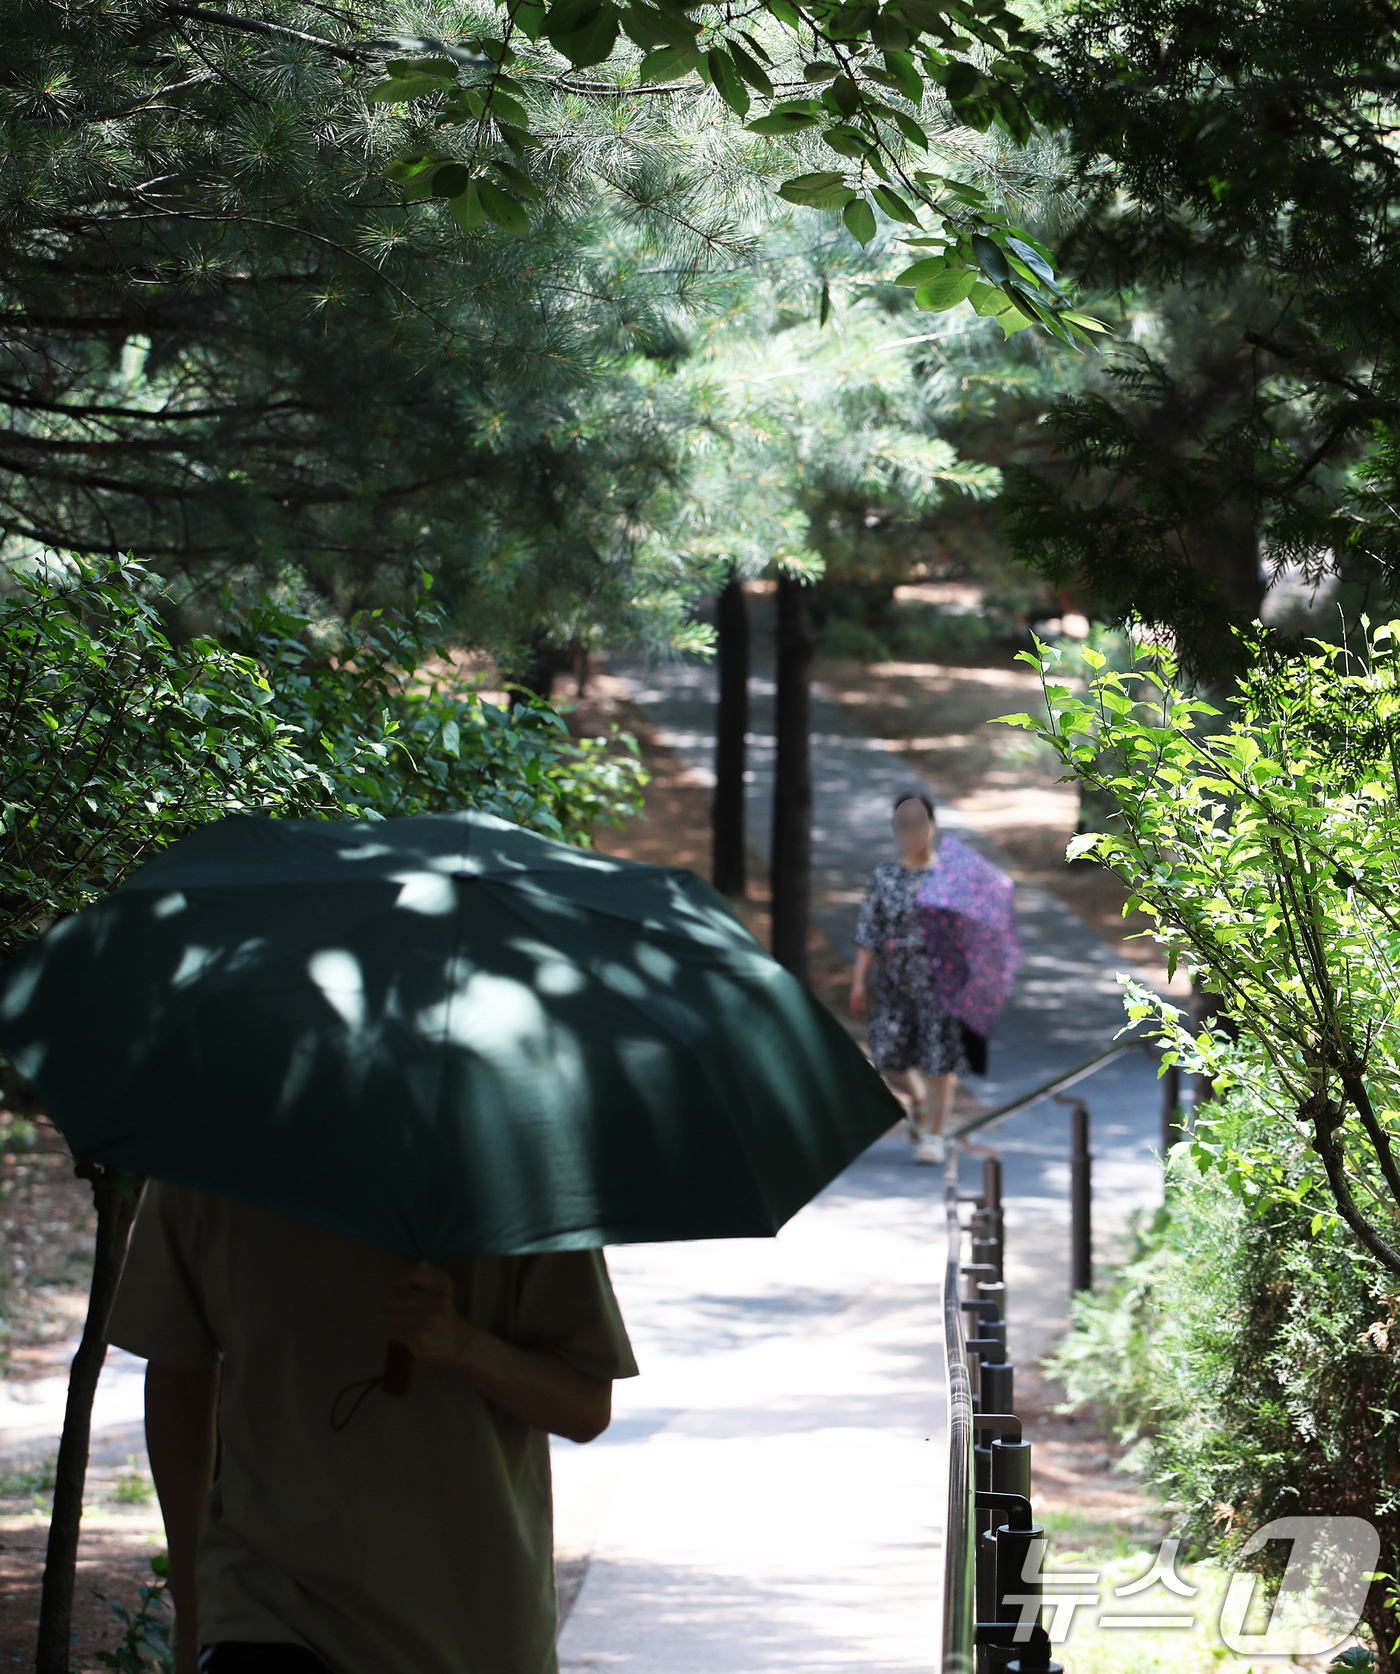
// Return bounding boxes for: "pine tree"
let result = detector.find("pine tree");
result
[0,1,758,666]
[1007,0,1400,673]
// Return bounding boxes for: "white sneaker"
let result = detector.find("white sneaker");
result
[913,1134,946,1165]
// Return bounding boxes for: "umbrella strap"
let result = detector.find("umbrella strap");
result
[330,1374,383,1432]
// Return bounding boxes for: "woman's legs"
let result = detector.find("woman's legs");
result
[921,1073,956,1137]
[884,1068,925,1133]
[908,1075,954,1163]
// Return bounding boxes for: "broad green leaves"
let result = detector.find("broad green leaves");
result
[778,171,857,210]
[369,0,1103,346]
[543,0,621,67]
[0,560,648,964]
[843,196,877,244]
[999,625,1400,1272]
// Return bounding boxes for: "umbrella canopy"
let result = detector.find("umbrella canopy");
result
[914,834,1021,1037]
[0,813,900,1259]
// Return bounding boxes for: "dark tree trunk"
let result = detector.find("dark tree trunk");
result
[770,574,814,982]
[510,635,570,704]
[712,575,750,898]
[35,1164,143,1674]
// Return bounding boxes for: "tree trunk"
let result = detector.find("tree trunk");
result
[35,1164,144,1674]
[712,575,750,898]
[510,635,569,704]
[770,574,814,983]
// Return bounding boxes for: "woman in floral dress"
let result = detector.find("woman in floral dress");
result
[850,791,969,1164]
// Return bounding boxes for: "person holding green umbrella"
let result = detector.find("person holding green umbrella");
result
[0,810,901,1674]
[111,1179,637,1674]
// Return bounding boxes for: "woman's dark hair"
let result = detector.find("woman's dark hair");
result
[893,791,935,819]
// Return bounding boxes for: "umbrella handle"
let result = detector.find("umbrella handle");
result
[383,1340,414,1398]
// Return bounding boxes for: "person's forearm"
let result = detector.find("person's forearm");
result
[853,947,874,986]
[443,1321,611,1443]
[146,1363,219,1674]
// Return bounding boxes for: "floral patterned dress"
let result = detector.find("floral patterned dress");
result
[855,859,971,1077]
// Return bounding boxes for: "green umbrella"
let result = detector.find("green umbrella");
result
[0,811,900,1258]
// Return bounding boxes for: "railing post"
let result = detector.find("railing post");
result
[944,1047,1139,1673]
[1056,1093,1092,1298]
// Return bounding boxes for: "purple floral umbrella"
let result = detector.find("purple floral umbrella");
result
[914,834,1021,1037]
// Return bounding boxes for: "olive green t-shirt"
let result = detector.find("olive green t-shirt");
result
[108,1182,637,1674]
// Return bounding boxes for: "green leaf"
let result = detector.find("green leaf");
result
[619,4,697,49]
[881,49,924,100]
[441,718,461,757]
[870,184,921,224]
[1062,310,1112,334]
[894,0,953,32]
[891,110,929,148]
[385,152,447,185]
[639,44,699,80]
[491,157,542,199]
[475,179,531,236]
[386,57,460,78]
[431,163,475,198]
[767,0,801,22]
[706,49,751,115]
[448,184,488,233]
[828,4,878,39]
[843,197,878,245]
[822,124,872,159]
[970,231,1011,285]
[484,88,530,127]
[895,256,947,285]
[914,266,976,310]
[996,307,1034,336]
[778,171,857,210]
[969,281,1012,315]
[514,0,548,40]
[863,65,905,91]
[366,76,451,104]
[827,75,860,115]
[939,175,987,206]
[544,0,621,66]
[804,61,840,80]
[497,122,538,155]
[870,12,913,50]
[747,109,823,133]
[1005,235,1060,290]
[728,40,775,98]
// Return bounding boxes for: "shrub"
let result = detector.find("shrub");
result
[1050,1081,1400,1666]
[0,1452,58,1498]
[0,558,646,967]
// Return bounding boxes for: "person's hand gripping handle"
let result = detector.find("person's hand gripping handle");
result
[382,1340,414,1397]
[382,1262,462,1397]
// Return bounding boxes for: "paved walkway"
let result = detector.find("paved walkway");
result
[614,643,1169,1238]
[552,642,1172,1669]
[554,1133,947,1674]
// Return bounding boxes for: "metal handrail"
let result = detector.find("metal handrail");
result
[940,1036,1148,1670]
[947,1038,1141,1142]
[940,1146,976,1673]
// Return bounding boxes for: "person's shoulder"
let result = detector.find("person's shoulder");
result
[143,1179,215,1228]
